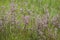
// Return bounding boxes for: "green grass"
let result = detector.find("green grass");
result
[0,0,60,40]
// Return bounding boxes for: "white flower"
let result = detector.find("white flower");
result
[20,8,23,11]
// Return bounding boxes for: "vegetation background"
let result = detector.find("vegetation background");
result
[0,0,60,40]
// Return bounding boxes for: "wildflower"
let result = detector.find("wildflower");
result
[51,14,59,28]
[35,15,42,29]
[40,7,50,28]
[23,15,30,25]
[20,8,23,12]
[41,13,49,28]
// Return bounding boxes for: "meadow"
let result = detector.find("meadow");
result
[0,0,60,40]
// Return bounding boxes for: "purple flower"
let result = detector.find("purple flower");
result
[22,15,30,25]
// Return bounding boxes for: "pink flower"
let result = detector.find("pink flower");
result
[22,15,30,25]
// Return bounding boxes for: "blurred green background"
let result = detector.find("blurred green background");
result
[0,0,60,40]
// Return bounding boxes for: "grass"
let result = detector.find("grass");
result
[0,0,60,40]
